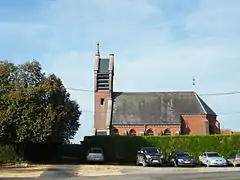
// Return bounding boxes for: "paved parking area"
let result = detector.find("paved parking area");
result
[86,171,240,180]
[1,164,240,179]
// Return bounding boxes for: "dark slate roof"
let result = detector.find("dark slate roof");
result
[98,58,109,73]
[111,91,217,125]
[197,95,217,116]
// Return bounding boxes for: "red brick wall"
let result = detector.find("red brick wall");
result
[181,115,207,135]
[112,125,181,136]
[94,90,110,130]
[109,114,220,136]
[181,114,220,135]
[221,129,233,134]
[207,115,220,134]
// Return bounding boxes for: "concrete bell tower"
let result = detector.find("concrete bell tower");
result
[93,43,114,135]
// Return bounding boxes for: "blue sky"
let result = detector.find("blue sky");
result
[0,0,239,143]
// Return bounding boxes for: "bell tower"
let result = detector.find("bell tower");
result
[93,43,114,135]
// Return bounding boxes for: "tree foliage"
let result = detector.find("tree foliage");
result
[0,60,81,144]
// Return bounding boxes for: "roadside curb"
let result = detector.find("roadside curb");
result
[0,163,28,168]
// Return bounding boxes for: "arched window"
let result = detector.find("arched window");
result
[175,130,180,135]
[163,128,171,135]
[129,129,136,136]
[112,128,119,135]
[146,129,154,136]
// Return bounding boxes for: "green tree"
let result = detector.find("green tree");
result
[0,60,81,144]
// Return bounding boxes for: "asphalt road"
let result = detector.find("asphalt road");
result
[83,171,240,180]
[2,165,240,180]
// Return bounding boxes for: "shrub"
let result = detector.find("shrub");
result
[0,144,19,164]
[83,135,240,163]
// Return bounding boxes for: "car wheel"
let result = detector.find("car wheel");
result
[173,160,178,167]
[136,159,139,166]
[206,161,210,167]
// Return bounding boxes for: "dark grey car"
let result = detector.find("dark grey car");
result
[136,147,164,167]
[169,151,197,167]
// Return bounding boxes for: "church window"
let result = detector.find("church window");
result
[100,98,105,105]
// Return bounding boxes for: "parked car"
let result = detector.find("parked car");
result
[86,147,104,163]
[199,152,227,167]
[227,150,240,167]
[136,147,164,167]
[168,151,197,167]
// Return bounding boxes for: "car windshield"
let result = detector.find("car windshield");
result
[207,152,221,157]
[176,152,190,157]
[89,149,102,153]
[144,148,159,154]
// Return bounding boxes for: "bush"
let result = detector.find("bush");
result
[0,144,19,164]
[23,143,62,163]
[83,135,240,163]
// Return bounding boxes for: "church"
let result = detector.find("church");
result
[93,44,221,136]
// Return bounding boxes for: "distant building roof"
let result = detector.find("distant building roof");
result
[111,91,217,125]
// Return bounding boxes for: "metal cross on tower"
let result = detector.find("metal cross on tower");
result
[192,76,196,86]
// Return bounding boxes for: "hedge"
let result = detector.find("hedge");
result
[23,143,85,163]
[0,143,85,164]
[83,135,240,163]
[0,144,20,164]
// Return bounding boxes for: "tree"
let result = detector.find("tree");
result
[0,60,81,144]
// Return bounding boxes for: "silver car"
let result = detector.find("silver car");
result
[227,150,240,167]
[199,152,227,167]
[86,147,104,163]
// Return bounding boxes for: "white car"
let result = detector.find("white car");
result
[199,152,227,167]
[86,147,104,163]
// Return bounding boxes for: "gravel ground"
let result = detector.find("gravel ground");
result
[77,164,124,176]
[0,165,49,178]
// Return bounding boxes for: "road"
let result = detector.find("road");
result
[1,165,240,180]
[82,171,240,180]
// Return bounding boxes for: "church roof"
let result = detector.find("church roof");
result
[111,91,216,125]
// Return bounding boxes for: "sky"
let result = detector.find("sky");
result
[0,0,239,143]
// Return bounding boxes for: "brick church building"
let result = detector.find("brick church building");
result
[93,44,221,136]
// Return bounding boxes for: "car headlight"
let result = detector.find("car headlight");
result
[160,155,164,158]
[178,159,184,162]
[145,155,151,159]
